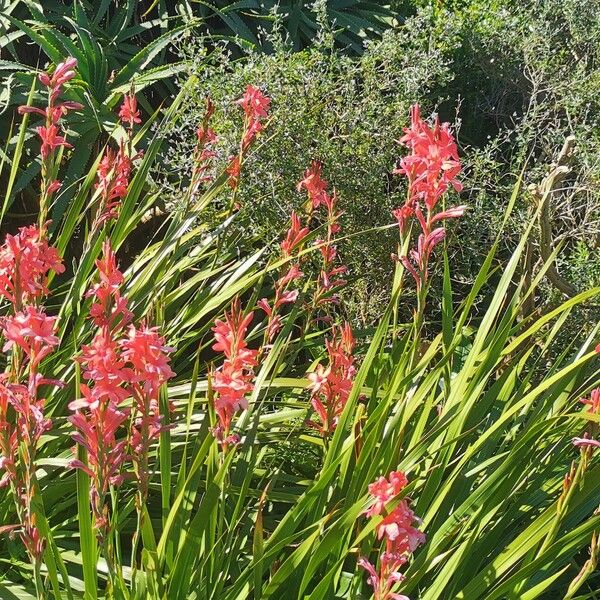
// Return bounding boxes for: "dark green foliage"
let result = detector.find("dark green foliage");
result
[175,0,396,54]
[0,0,187,223]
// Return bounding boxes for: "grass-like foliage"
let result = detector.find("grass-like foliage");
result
[0,58,598,600]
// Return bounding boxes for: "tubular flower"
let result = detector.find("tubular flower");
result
[69,404,130,537]
[236,85,271,120]
[296,163,348,308]
[211,299,258,447]
[121,324,175,398]
[2,306,59,367]
[226,156,241,190]
[0,225,64,306]
[118,92,142,128]
[306,322,355,435]
[572,388,600,451]
[315,190,348,306]
[226,86,270,197]
[0,305,60,566]
[70,240,176,552]
[394,104,462,209]
[94,141,136,225]
[86,242,132,330]
[259,211,308,344]
[36,124,72,159]
[281,211,310,258]
[121,324,174,497]
[359,472,425,600]
[193,98,218,187]
[70,242,132,541]
[365,471,409,519]
[392,105,465,292]
[37,57,78,94]
[297,161,329,210]
[19,58,81,213]
[236,85,270,149]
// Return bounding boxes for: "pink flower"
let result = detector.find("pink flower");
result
[37,57,78,93]
[49,58,78,87]
[94,142,135,223]
[0,225,64,305]
[235,85,270,120]
[69,405,129,490]
[376,502,426,554]
[572,436,600,449]
[118,93,141,127]
[211,299,257,445]
[74,333,132,408]
[212,299,257,365]
[86,242,132,330]
[365,471,409,518]
[572,388,600,452]
[395,105,462,209]
[358,556,410,600]
[360,471,425,600]
[2,306,58,367]
[242,118,263,150]
[306,323,355,435]
[392,105,464,293]
[121,324,175,397]
[581,388,600,414]
[36,125,72,160]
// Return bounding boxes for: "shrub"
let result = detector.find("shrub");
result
[160,17,457,327]
[162,1,600,332]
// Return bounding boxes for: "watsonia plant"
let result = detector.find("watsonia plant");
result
[0,56,597,600]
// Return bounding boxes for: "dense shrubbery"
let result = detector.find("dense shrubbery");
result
[160,1,599,328]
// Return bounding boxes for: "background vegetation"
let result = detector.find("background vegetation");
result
[0,1,598,598]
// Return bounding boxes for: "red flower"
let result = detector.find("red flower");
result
[235,85,270,120]
[226,156,241,190]
[36,125,72,160]
[118,93,141,128]
[94,142,135,224]
[297,161,330,209]
[235,86,270,156]
[281,211,310,257]
[0,225,64,305]
[211,299,257,445]
[306,323,355,435]
[2,306,59,367]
